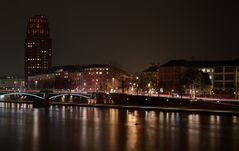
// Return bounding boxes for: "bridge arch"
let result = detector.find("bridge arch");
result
[48,93,91,100]
[0,92,44,100]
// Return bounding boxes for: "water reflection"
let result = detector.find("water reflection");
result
[32,109,39,151]
[0,106,239,151]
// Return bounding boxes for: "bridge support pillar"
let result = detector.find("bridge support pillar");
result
[33,91,50,108]
[33,99,49,108]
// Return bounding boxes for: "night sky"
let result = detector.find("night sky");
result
[0,0,238,75]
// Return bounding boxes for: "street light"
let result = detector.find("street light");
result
[112,77,115,91]
[34,80,38,90]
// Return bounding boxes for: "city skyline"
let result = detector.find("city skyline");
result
[0,0,238,75]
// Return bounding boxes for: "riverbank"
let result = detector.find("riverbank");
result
[1,99,239,115]
[1,92,239,114]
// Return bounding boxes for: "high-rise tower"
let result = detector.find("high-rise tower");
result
[24,15,52,87]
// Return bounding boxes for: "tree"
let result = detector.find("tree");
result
[118,75,130,93]
[181,68,211,97]
[138,74,151,92]
[137,72,160,94]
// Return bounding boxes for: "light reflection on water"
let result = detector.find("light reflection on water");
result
[0,106,239,151]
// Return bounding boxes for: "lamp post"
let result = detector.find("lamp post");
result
[112,77,115,92]
[34,80,38,90]
[147,82,151,95]
[136,76,139,95]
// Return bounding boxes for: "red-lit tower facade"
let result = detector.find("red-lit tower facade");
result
[24,15,52,87]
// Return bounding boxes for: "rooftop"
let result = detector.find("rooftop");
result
[50,64,127,74]
[142,64,160,72]
[160,59,239,68]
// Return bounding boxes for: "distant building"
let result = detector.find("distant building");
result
[158,60,239,97]
[0,75,25,90]
[24,15,52,87]
[158,61,187,93]
[28,64,128,92]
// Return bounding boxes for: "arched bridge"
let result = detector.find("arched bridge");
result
[0,92,45,99]
[48,93,91,100]
[0,91,93,107]
[0,91,92,100]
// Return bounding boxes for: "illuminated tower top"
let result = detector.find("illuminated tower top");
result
[26,15,50,38]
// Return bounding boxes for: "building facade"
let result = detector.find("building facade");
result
[28,64,128,92]
[158,65,187,93]
[157,60,239,97]
[0,75,25,90]
[212,65,239,96]
[24,15,52,87]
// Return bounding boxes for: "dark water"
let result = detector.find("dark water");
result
[0,104,239,151]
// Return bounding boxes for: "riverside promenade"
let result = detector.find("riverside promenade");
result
[1,92,239,114]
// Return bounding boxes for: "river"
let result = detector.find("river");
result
[0,105,239,151]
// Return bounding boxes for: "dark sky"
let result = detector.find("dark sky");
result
[0,0,238,75]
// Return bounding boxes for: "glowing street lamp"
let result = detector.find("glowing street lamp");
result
[34,80,38,90]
